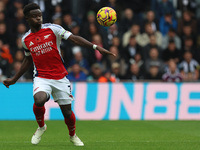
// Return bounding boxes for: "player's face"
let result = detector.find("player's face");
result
[27,9,43,28]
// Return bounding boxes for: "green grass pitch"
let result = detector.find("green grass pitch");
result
[0,121,199,150]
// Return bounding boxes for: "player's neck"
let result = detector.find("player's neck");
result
[30,25,41,33]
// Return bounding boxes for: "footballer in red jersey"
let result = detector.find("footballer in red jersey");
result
[3,3,115,146]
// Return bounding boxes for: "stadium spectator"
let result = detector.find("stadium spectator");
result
[126,63,144,81]
[119,8,138,33]
[162,28,182,50]
[162,60,182,82]
[179,51,199,81]
[62,14,76,31]
[162,39,180,64]
[142,10,159,33]
[10,61,31,81]
[98,70,116,82]
[144,64,163,80]
[122,24,141,47]
[142,34,162,60]
[0,22,12,46]
[144,47,165,75]
[67,63,87,82]
[180,25,196,46]
[182,36,197,56]
[106,24,121,47]
[159,12,177,36]
[110,62,124,81]
[81,11,99,36]
[178,10,197,35]
[102,46,127,77]
[87,63,103,82]
[52,4,62,21]
[14,50,24,62]
[155,0,176,19]
[123,35,142,63]
[137,22,162,47]
[68,46,90,75]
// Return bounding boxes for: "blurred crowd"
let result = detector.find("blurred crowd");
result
[1,0,200,82]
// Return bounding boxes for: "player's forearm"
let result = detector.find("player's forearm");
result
[69,35,95,49]
[12,56,33,81]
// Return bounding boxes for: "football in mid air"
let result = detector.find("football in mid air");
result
[96,7,117,27]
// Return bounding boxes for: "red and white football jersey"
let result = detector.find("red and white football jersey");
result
[22,23,72,80]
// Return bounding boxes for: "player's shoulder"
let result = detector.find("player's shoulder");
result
[22,30,31,41]
[42,23,63,30]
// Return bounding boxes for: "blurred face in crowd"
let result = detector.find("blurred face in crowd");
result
[55,5,62,13]
[111,63,120,75]
[92,64,102,77]
[17,23,27,34]
[149,66,159,77]
[0,11,5,22]
[71,25,80,35]
[164,14,172,23]
[183,11,191,22]
[109,24,118,34]
[0,23,6,34]
[89,23,98,35]
[124,8,133,20]
[134,53,142,63]
[112,36,120,47]
[92,34,102,45]
[168,30,175,37]
[129,36,136,46]
[184,39,193,47]
[146,10,155,22]
[0,1,5,12]
[145,24,153,34]
[87,12,95,23]
[130,63,139,75]
[15,50,24,62]
[168,60,177,73]
[74,51,83,62]
[168,42,176,51]
[131,24,140,35]
[72,64,81,75]
[183,25,192,35]
[16,8,24,20]
[149,35,156,45]
[14,61,22,72]
[63,14,72,25]
[149,48,159,60]
[184,52,192,63]
[109,46,119,56]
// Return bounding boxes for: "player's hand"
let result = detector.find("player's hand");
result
[3,78,16,88]
[96,46,116,57]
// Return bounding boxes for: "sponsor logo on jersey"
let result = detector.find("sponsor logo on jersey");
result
[29,41,34,47]
[30,41,54,56]
[44,34,51,40]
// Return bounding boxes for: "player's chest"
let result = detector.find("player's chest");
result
[26,29,56,52]
[25,29,57,56]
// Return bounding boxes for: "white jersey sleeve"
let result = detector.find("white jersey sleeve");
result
[22,31,31,56]
[46,24,72,40]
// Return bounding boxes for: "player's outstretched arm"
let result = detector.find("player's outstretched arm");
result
[68,34,116,57]
[3,56,33,88]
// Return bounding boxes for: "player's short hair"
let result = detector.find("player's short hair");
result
[23,3,40,16]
